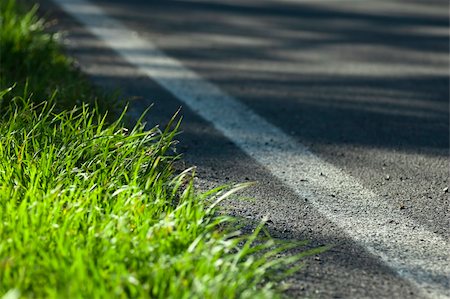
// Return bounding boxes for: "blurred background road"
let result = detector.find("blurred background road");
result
[44,0,449,297]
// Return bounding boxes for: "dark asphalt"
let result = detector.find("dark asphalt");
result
[41,0,449,297]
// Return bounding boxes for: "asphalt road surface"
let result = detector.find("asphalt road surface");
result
[42,0,449,298]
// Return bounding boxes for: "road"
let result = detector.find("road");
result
[42,0,449,297]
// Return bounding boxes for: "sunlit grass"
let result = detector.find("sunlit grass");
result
[0,93,317,298]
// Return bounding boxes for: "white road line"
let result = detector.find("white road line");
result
[53,0,450,297]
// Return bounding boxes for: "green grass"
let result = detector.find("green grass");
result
[0,1,327,298]
[0,0,109,112]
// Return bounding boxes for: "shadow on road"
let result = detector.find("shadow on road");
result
[74,0,449,154]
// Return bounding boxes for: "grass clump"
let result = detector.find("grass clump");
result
[0,95,301,298]
[0,1,327,298]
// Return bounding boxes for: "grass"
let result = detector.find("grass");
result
[0,1,327,298]
[0,0,109,112]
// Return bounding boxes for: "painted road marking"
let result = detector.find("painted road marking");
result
[53,0,450,297]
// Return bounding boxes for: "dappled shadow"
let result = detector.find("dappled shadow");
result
[96,0,449,54]
[81,0,448,154]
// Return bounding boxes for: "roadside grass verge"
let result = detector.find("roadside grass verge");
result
[0,1,327,298]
